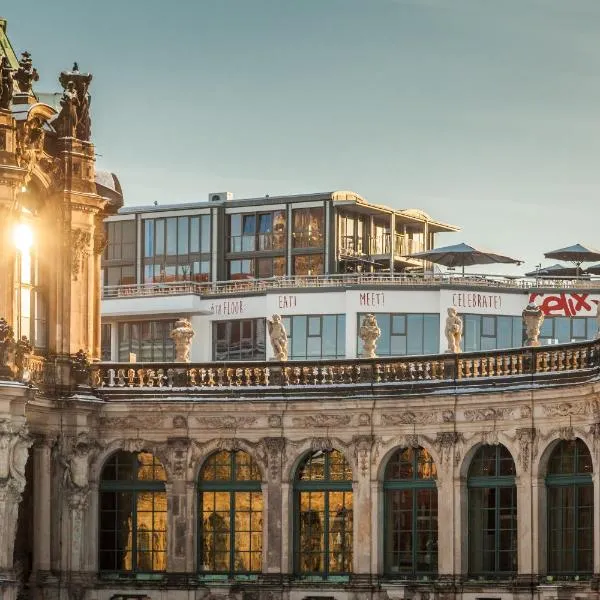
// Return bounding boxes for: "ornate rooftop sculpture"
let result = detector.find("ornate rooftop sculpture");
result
[14,51,38,94]
[522,302,544,347]
[55,62,92,140]
[268,314,288,361]
[359,313,380,358]
[0,55,14,110]
[445,307,463,353]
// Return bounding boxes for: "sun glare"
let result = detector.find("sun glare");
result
[12,223,34,253]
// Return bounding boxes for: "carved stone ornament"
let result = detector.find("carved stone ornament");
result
[433,431,464,468]
[262,437,286,480]
[464,407,515,422]
[172,415,188,429]
[167,437,191,479]
[14,51,39,94]
[195,416,257,430]
[170,318,195,362]
[522,302,544,347]
[71,229,91,281]
[0,55,14,111]
[445,307,463,353]
[0,317,15,379]
[352,435,373,478]
[98,414,164,429]
[310,437,334,453]
[0,421,33,493]
[381,409,454,426]
[292,414,352,428]
[93,232,108,256]
[56,432,100,497]
[516,427,536,472]
[267,314,288,361]
[359,313,381,358]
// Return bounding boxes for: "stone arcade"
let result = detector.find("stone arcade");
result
[2,17,600,600]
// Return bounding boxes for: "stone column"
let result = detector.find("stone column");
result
[436,473,455,576]
[32,435,54,573]
[263,437,285,579]
[352,435,373,576]
[515,427,536,582]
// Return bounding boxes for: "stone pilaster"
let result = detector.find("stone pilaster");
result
[32,435,55,573]
[352,435,373,575]
[263,437,286,574]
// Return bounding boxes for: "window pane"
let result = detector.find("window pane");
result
[155,220,165,256]
[555,317,571,343]
[406,314,424,355]
[423,315,439,354]
[190,217,200,253]
[166,218,177,255]
[201,215,211,253]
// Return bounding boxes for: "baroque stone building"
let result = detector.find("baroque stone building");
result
[2,17,600,600]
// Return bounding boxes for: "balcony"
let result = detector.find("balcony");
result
[369,234,423,257]
[90,338,600,396]
[228,233,286,253]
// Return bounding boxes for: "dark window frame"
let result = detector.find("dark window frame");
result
[212,319,266,361]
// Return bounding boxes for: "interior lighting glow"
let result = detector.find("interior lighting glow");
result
[13,223,34,253]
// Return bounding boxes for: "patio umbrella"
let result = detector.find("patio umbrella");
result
[586,263,600,275]
[525,263,580,278]
[408,242,522,275]
[543,243,600,277]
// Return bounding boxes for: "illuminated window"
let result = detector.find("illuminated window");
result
[546,439,593,574]
[292,207,324,248]
[468,445,517,576]
[295,449,353,578]
[99,452,167,573]
[198,451,263,575]
[384,447,437,576]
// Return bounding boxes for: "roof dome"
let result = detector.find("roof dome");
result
[95,170,124,212]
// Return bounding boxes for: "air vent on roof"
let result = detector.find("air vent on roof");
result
[209,192,234,202]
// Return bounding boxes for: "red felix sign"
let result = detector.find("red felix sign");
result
[529,292,599,317]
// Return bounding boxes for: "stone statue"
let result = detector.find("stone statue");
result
[0,318,15,379]
[55,80,79,138]
[267,314,288,361]
[0,55,14,110]
[170,318,195,362]
[359,314,381,358]
[13,336,32,378]
[522,302,544,347]
[14,51,39,94]
[58,432,99,492]
[76,79,92,141]
[445,308,463,353]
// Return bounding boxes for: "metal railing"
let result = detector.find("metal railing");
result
[102,272,600,300]
[90,338,600,392]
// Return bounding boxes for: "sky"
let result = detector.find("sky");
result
[3,0,600,272]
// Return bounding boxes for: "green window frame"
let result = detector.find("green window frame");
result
[99,451,167,575]
[294,449,353,579]
[198,451,263,576]
[546,439,593,575]
[462,314,523,352]
[384,447,438,577]
[282,314,346,360]
[468,444,517,577]
[540,317,598,345]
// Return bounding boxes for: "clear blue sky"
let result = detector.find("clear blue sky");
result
[4,0,600,271]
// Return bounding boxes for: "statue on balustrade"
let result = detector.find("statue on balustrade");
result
[14,51,39,94]
[55,80,79,138]
[359,313,381,358]
[170,318,195,362]
[445,308,463,353]
[268,314,288,361]
[522,302,544,347]
[0,56,14,110]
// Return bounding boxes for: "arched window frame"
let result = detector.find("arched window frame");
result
[294,449,353,579]
[197,450,263,577]
[546,439,593,576]
[98,451,167,575]
[383,446,438,577]
[467,444,517,577]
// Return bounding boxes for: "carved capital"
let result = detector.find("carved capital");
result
[433,431,464,469]
[262,437,286,481]
[71,228,91,281]
[352,435,374,478]
[515,427,536,472]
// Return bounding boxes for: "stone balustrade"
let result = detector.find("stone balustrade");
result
[89,338,600,394]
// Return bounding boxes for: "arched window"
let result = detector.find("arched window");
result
[384,447,437,576]
[468,444,517,576]
[546,439,593,574]
[198,450,263,575]
[99,451,167,573]
[295,449,353,577]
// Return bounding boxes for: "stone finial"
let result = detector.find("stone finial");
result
[359,313,381,358]
[14,51,39,94]
[267,314,288,361]
[522,302,544,347]
[445,307,463,353]
[170,318,195,362]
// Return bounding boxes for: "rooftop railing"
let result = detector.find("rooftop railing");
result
[90,337,600,395]
[102,272,600,300]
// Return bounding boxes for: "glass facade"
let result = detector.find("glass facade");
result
[384,447,438,576]
[198,451,263,575]
[462,315,523,352]
[101,323,112,361]
[356,313,439,356]
[295,450,353,578]
[228,211,286,252]
[293,254,324,276]
[546,439,593,574]
[540,317,598,345]
[104,221,136,286]
[213,319,266,360]
[227,257,286,280]
[99,452,167,573]
[143,215,211,283]
[468,445,517,576]
[117,320,175,362]
[282,314,345,360]
[292,207,324,249]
